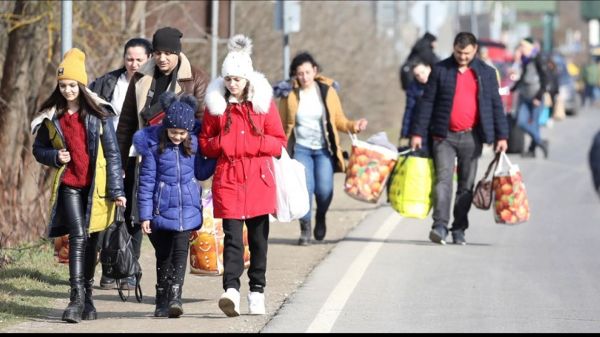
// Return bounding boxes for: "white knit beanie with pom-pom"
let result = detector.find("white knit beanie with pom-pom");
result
[221,34,254,79]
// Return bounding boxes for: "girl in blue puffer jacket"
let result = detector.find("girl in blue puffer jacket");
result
[133,91,215,319]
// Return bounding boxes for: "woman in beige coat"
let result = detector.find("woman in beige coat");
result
[278,52,367,245]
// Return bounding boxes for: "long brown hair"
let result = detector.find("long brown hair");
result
[38,82,109,122]
[223,85,263,136]
[158,127,194,157]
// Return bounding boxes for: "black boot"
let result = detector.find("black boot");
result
[167,284,183,318]
[62,285,85,323]
[154,284,169,317]
[314,212,327,241]
[540,139,549,159]
[298,219,312,246]
[82,279,97,320]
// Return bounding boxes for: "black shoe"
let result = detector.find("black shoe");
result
[429,226,447,245]
[521,150,536,158]
[82,280,97,320]
[314,213,326,241]
[452,230,467,245]
[62,285,85,323]
[298,236,310,246]
[540,140,549,159]
[99,275,116,289]
[167,284,183,318]
[298,219,311,246]
[154,284,169,318]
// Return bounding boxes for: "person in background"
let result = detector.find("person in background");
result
[510,37,549,159]
[89,37,152,291]
[400,60,431,152]
[582,56,600,107]
[410,32,508,246]
[31,48,126,323]
[278,51,368,246]
[134,92,215,318]
[399,32,440,91]
[200,35,287,317]
[116,27,209,290]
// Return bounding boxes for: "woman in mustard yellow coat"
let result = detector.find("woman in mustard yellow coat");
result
[277,52,368,245]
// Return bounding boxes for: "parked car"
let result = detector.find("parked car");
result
[552,53,582,116]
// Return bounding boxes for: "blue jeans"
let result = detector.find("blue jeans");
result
[293,143,334,223]
[431,130,482,233]
[516,96,544,151]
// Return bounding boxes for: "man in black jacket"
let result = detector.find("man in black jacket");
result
[410,32,508,245]
[89,37,152,290]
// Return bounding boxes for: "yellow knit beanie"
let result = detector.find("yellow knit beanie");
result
[57,48,88,85]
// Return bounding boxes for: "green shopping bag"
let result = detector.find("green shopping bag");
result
[388,152,435,219]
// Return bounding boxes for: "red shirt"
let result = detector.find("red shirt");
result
[449,68,479,132]
[59,111,91,188]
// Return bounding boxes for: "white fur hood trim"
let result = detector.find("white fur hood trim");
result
[205,71,273,116]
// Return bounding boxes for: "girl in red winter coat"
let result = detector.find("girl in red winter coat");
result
[199,35,287,317]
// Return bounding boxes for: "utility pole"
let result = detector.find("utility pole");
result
[275,1,300,80]
[211,0,219,80]
[470,1,478,38]
[61,0,72,56]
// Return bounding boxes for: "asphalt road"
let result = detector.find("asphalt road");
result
[264,105,600,333]
[4,105,600,333]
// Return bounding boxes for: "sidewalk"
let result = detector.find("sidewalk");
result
[1,174,380,333]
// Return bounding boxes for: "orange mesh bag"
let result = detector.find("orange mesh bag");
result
[492,152,530,225]
[344,133,398,203]
[54,234,69,264]
[189,190,250,275]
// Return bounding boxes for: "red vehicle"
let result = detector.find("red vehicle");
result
[478,39,516,114]
[478,39,524,154]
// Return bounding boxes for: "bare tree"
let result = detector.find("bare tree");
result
[0,0,59,248]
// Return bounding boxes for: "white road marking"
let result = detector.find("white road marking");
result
[306,211,402,333]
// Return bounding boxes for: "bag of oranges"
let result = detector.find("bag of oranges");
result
[189,189,250,275]
[54,234,69,264]
[344,133,398,203]
[492,152,530,224]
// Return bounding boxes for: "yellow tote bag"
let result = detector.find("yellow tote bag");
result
[388,153,435,219]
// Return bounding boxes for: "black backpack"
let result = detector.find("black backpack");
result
[100,206,143,302]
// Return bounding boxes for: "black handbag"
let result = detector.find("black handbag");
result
[472,153,500,210]
[100,206,143,302]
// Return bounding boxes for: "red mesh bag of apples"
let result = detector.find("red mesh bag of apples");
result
[344,134,398,203]
[492,152,530,224]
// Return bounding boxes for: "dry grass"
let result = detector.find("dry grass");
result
[0,239,69,330]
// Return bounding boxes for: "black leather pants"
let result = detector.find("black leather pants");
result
[59,185,98,287]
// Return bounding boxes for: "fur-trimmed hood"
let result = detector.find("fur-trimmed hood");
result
[204,71,273,116]
[30,87,116,134]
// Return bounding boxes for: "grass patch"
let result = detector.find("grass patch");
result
[0,239,69,330]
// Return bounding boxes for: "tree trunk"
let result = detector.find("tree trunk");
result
[0,0,54,248]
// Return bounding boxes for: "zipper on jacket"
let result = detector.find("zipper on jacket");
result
[155,181,165,215]
[175,147,183,232]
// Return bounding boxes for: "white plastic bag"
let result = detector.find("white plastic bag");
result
[272,147,310,222]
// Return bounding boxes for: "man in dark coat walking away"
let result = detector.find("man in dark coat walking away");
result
[410,32,509,246]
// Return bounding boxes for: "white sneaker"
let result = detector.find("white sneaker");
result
[247,291,266,315]
[218,288,240,317]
